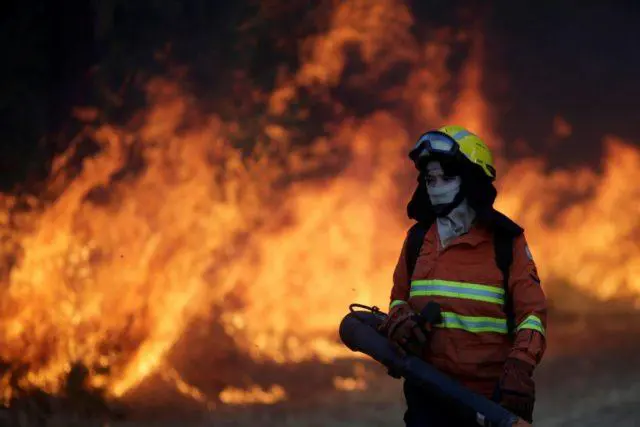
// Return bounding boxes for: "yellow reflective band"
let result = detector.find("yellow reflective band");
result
[517,314,545,335]
[410,279,504,305]
[435,312,508,334]
[389,300,407,310]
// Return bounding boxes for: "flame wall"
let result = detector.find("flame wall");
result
[1,0,639,407]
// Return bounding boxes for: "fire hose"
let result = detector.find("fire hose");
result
[338,303,529,427]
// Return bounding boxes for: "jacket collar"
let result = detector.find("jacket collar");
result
[429,221,491,249]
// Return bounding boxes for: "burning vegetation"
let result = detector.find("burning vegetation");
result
[1,0,639,423]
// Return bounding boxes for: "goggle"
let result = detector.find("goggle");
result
[408,131,460,168]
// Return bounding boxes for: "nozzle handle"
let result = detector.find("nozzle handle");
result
[415,301,442,328]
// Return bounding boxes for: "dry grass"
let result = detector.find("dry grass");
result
[4,311,640,427]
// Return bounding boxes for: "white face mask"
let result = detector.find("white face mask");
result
[424,161,475,247]
[427,177,461,206]
[425,161,462,206]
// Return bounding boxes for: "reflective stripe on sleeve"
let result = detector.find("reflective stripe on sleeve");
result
[517,314,545,335]
[389,300,407,311]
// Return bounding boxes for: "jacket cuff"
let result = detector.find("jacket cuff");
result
[508,329,546,366]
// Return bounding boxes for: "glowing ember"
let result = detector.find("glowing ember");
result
[161,367,216,411]
[553,115,573,139]
[333,376,367,392]
[218,385,287,405]
[333,363,368,391]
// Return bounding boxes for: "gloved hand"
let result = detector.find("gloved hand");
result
[498,358,535,423]
[380,305,427,356]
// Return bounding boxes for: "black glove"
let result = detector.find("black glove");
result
[497,358,535,423]
[381,306,427,356]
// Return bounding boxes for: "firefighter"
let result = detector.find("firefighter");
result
[382,126,547,426]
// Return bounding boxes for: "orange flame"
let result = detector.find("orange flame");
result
[219,385,286,405]
[333,362,368,391]
[161,366,216,410]
[1,0,638,408]
[497,138,640,303]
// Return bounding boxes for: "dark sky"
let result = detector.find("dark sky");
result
[482,2,640,166]
[2,1,639,192]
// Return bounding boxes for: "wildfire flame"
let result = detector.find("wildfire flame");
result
[333,362,369,392]
[219,385,286,406]
[1,0,638,408]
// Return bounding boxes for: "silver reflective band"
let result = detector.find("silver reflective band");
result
[451,129,473,140]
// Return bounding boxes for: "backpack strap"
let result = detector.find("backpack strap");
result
[493,229,516,340]
[405,222,430,286]
[491,210,524,341]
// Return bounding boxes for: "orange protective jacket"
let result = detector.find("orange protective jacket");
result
[389,222,547,398]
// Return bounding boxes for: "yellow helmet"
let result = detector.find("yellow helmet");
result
[409,125,496,180]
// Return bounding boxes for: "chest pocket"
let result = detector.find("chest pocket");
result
[411,244,438,280]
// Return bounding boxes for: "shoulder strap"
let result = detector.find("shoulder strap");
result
[490,210,524,340]
[493,228,516,339]
[405,222,429,286]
